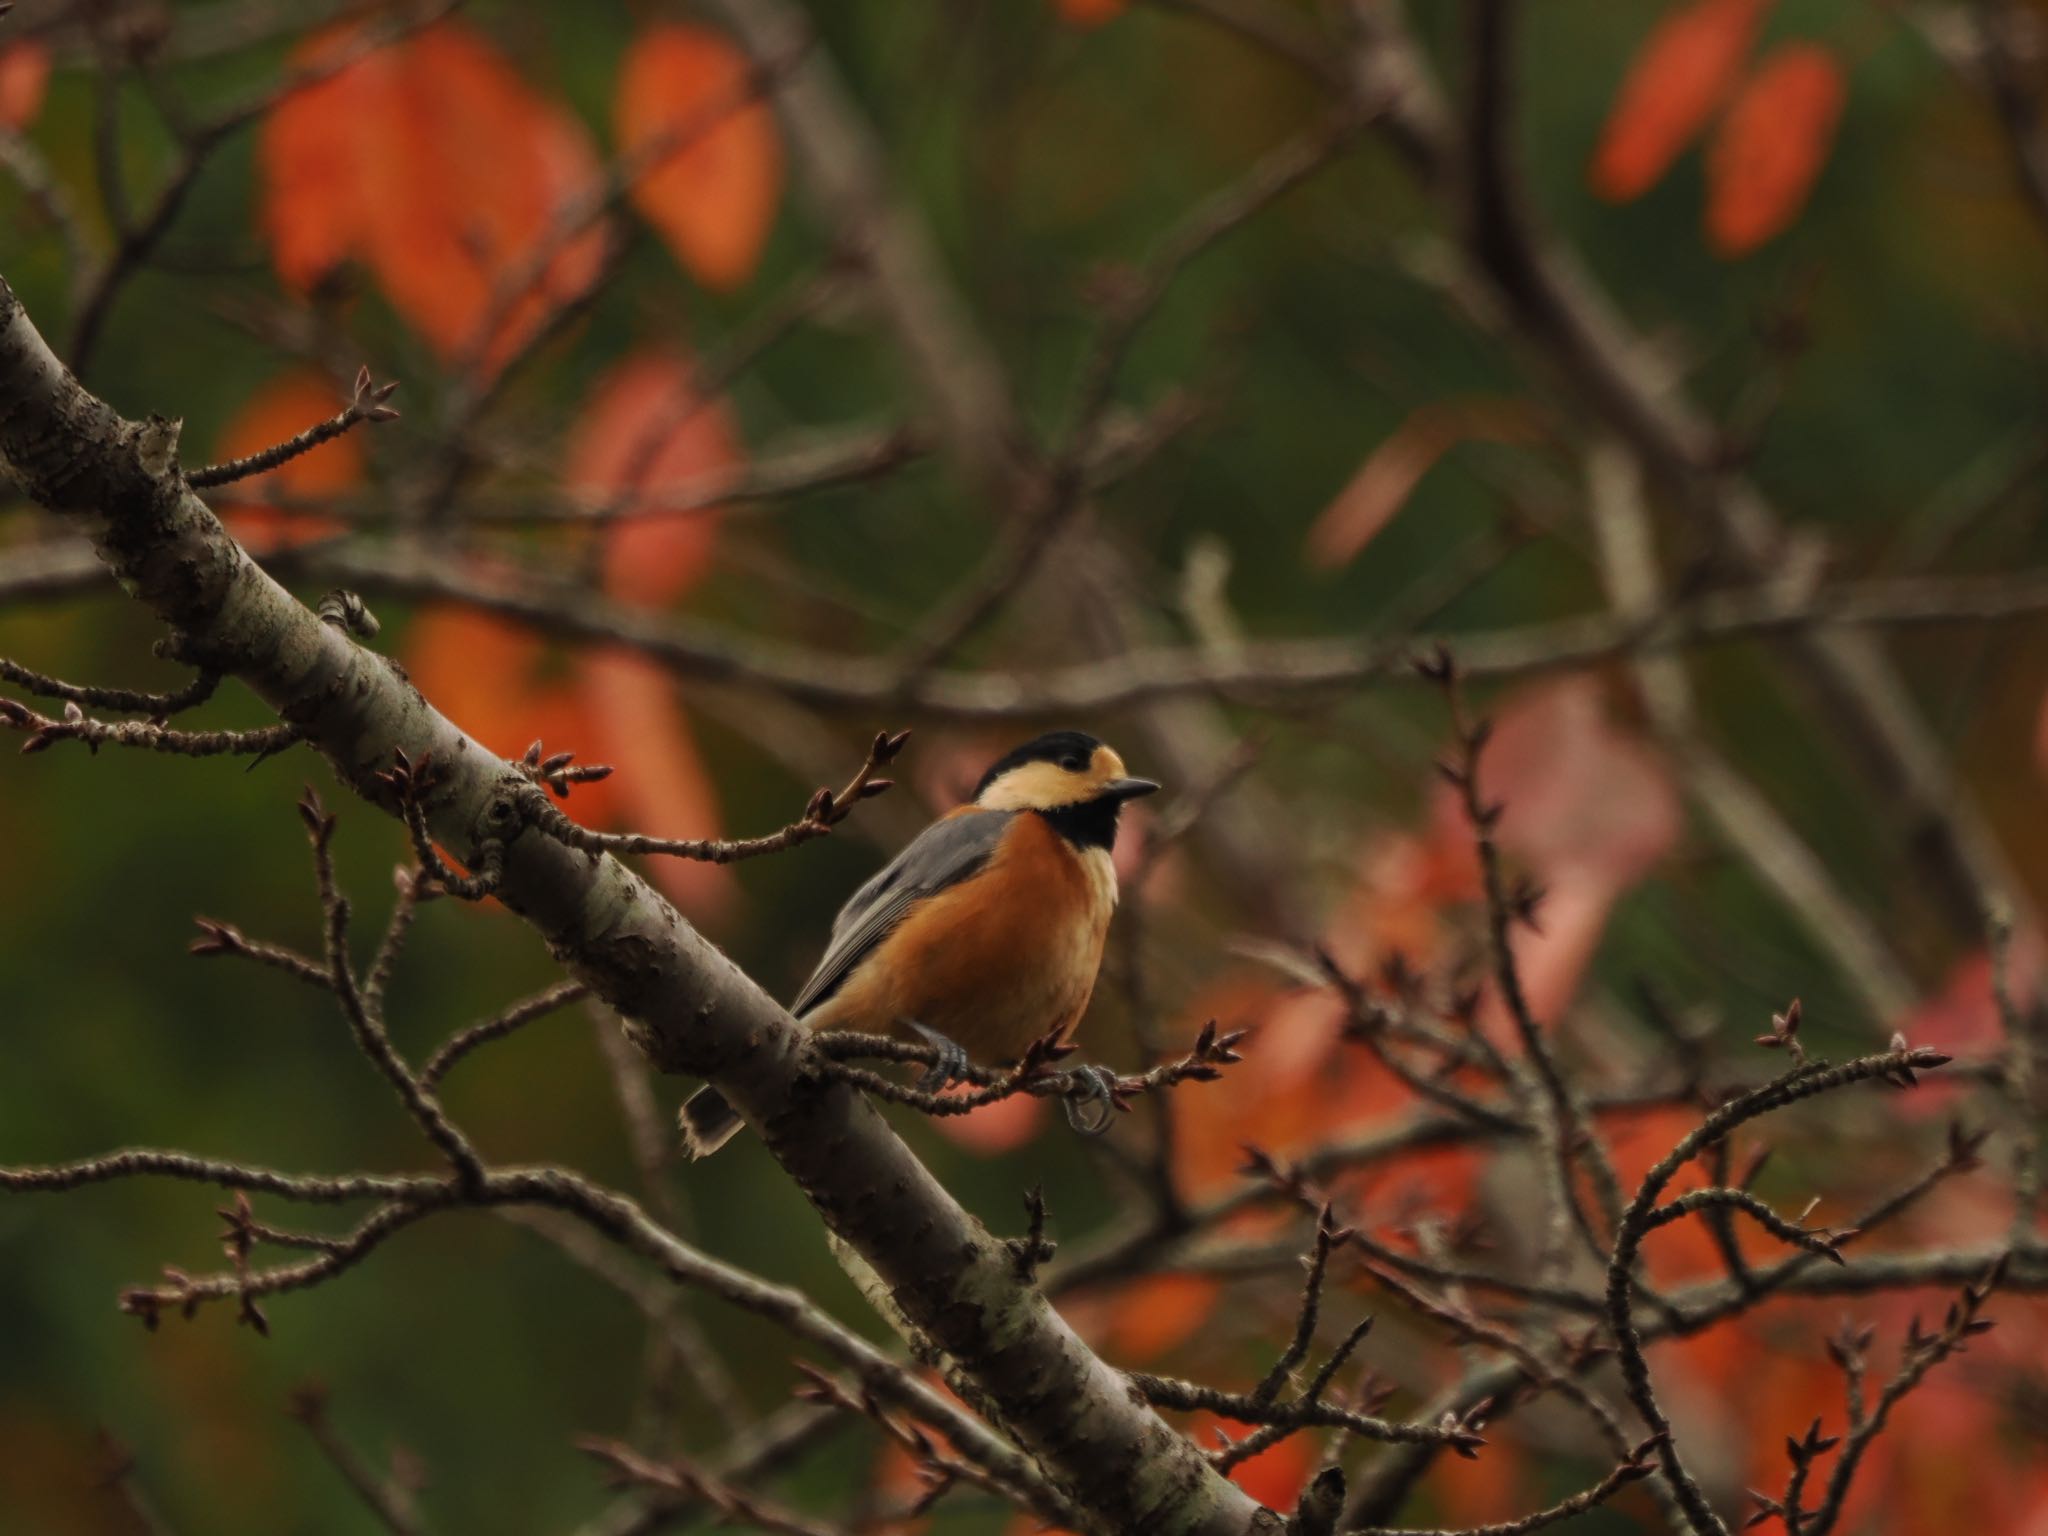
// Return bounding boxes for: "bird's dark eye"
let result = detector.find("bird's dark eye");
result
[1059,754,1085,771]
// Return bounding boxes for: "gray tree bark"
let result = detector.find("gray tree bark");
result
[0,273,1272,1536]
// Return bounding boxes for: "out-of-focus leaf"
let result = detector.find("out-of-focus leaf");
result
[1893,938,2040,1118]
[1590,0,1771,202]
[1204,1414,1313,1510]
[1426,1438,1531,1526]
[259,22,606,370]
[564,349,740,608]
[404,608,731,917]
[1436,678,1680,895]
[615,24,782,291]
[1704,42,1846,256]
[1428,678,1680,1028]
[402,605,619,828]
[1054,0,1127,25]
[1306,399,1538,569]
[210,372,358,552]
[1099,1272,1222,1362]
[926,1087,1048,1155]
[577,648,731,918]
[0,41,52,130]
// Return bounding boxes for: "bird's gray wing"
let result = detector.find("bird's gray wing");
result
[791,809,1013,1018]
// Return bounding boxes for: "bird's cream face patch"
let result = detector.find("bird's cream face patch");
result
[977,744,1132,811]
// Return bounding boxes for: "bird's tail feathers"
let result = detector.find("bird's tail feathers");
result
[679,1086,745,1159]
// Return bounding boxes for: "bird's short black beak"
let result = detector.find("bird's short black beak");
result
[1102,777,1161,802]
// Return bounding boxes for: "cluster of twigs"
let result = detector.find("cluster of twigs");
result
[815,1017,1246,1126]
[6,644,2031,1535]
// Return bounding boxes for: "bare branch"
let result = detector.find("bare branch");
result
[418,981,589,1090]
[184,367,399,489]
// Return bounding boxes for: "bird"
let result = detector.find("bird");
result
[679,729,1160,1158]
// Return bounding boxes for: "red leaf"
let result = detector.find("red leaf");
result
[0,41,52,131]
[928,1088,1048,1156]
[1205,1414,1313,1510]
[1055,0,1128,25]
[259,22,606,370]
[1704,43,1846,256]
[402,611,731,920]
[258,27,383,292]
[1100,1273,1221,1362]
[1590,0,1772,202]
[210,373,359,552]
[578,650,732,919]
[1307,400,1538,569]
[402,603,619,835]
[615,25,782,291]
[1427,679,1680,1028]
[564,350,741,608]
[1892,938,2041,1119]
[1434,679,1680,894]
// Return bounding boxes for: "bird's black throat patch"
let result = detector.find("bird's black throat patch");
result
[1035,796,1123,852]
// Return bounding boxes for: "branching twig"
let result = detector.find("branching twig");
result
[818,1020,1245,1122]
[1604,1046,1954,1535]
[0,696,298,758]
[526,729,907,864]
[0,657,218,716]
[1797,1260,2005,1535]
[418,981,589,1089]
[185,367,398,488]
[1132,1370,1484,1453]
[1340,1440,1661,1535]
[1424,648,1625,1271]
[286,1385,429,1536]
[577,1437,845,1536]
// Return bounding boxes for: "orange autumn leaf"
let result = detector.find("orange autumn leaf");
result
[564,350,741,608]
[1101,1272,1223,1362]
[1426,1435,1532,1526]
[210,373,359,552]
[403,605,620,830]
[1430,678,1680,899]
[615,24,782,291]
[1307,400,1538,569]
[1204,1414,1313,1511]
[401,610,731,920]
[1426,679,1679,1035]
[927,1086,1047,1154]
[0,41,52,130]
[1590,0,1772,202]
[1892,937,2041,1120]
[259,22,606,370]
[577,649,730,918]
[1705,43,1846,255]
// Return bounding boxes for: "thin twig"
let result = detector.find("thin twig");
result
[185,367,398,488]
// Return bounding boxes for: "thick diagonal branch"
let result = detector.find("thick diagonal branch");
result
[0,275,1264,1536]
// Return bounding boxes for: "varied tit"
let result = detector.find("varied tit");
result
[680,729,1160,1158]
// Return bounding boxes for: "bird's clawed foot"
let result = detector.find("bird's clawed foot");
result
[908,1020,972,1090]
[1062,1064,1119,1135]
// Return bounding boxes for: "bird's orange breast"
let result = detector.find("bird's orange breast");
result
[808,812,1118,1063]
